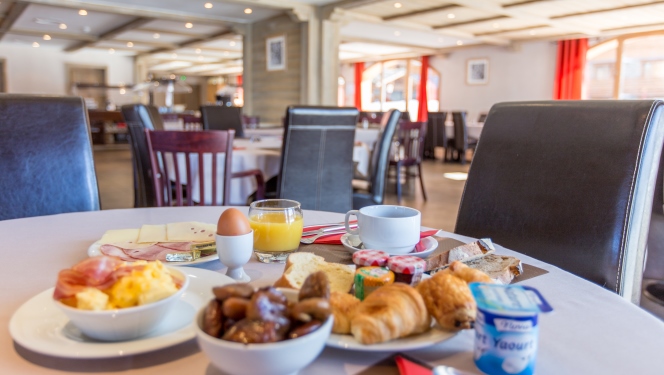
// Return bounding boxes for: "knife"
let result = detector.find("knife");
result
[302,224,357,236]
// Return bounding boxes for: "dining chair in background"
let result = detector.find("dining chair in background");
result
[450,111,478,164]
[353,109,401,209]
[477,113,488,123]
[424,111,449,161]
[145,130,264,206]
[277,106,359,213]
[200,105,245,138]
[389,121,428,204]
[455,100,664,303]
[643,152,664,307]
[0,94,100,220]
[121,104,165,207]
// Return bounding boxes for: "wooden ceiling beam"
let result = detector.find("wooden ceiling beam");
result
[141,29,235,56]
[7,28,97,41]
[502,0,551,8]
[0,1,28,41]
[65,17,153,52]
[383,5,458,21]
[475,24,549,36]
[552,1,664,20]
[433,15,509,29]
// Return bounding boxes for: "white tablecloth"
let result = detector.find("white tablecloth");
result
[445,122,484,140]
[3,207,663,374]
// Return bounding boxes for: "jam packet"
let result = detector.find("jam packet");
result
[469,283,553,375]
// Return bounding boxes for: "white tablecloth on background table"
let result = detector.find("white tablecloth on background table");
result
[3,207,663,374]
[445,121,484,140]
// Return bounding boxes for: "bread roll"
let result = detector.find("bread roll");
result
[329,291,360,334]
[350,283,430,344]
[274,253,354,294]
[416,272,476,330]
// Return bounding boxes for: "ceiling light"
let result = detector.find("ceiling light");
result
[153,33,160,39]
[43,34,51,40]
[229,41,236,46]
[394,31,401,36]
[32,42,39,48]
[456,40,463,46]
[492,23,500,29]
[394,2,402,8]
[170,74,176,79]
[447,13,455,19]
[119,88,126,95]
[109,48,115,54]
[59,23,67,30]
[126,41,134,47]
[204,2,213,9]
[195,48,201,54]
[171,53,178,58]
[78,9,87,16]
[185,22,193,28]
[244,8,252,14]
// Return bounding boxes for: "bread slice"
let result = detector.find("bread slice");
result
[426,238,495,272]
[464,254,523,284]
[274,253,355,293]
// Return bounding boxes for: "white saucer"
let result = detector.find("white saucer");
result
[340,234,438,259]
[327,325,456,352]
[9,268,232,359]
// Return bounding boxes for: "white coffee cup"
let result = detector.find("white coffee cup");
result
[344,205,421,255]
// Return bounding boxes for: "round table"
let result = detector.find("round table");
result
[3,207,664,374]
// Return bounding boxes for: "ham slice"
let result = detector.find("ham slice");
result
[100,244,138,261]
[53,256,145,300]
[100,242,193,262]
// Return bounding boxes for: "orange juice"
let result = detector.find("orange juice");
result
[249,212,303,252]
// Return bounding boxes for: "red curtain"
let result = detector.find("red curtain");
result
[553,38,588,100]
[354,62,364,110]
[237,74,243,86]
[417,56,430,122]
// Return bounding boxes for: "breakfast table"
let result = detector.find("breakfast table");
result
[3,207,664,374]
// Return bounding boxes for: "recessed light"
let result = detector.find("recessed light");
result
[456,40,463,46]
[32,42,39,48]
[492,23,500,29]
[109,48,115,54]
[171,53,177,58]
[204,2,213,9]
[153,33,160,39]
[78,9,87,16]
[394,2,402,8]
[394,31,401,36]
[229,41,236,46]
[195,48,201,54]
[447,13,455,19]
[126,42,133,47]
[119,88,126,95]
[244,8,252,14]
[43,34,51,40]
[170,74,176,79]
[185,22,193,28]
[59,23,67,30]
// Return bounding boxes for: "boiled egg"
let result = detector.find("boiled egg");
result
[217,208,251,236]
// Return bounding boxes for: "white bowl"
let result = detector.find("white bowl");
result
[55,267,189,342]
[195,288,333,375]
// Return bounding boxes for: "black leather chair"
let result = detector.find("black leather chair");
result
[0,94,100,220]
[424,112,449,160]
[455,100,664,302]
[277,106,358,213]
[200,105,245,138]
[450,111,478,164]
[353,109,401,209]
[643,152,664,305]
[121,104,164,207]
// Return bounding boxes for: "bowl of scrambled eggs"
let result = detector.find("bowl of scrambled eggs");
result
[55,260,189,341]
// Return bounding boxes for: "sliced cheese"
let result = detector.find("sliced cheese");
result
[166,221,216,242]
[138,224,167,243]
[99,229,140,245]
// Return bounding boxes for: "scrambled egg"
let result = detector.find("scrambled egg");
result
[76,261,179,310]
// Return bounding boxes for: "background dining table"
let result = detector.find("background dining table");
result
[3,207,664,374]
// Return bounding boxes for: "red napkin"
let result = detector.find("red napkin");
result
[302,227,439,246]
[395,355,433,375]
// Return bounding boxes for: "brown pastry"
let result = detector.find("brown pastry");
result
[350,283,430,345]
[416,272,476,330]
[442,261,494,284]
[329,291,360,334]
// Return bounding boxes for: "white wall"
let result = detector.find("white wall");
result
[0,43,134,96]
[430,41,557,121]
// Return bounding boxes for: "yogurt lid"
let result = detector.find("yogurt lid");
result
[470,283,553,314]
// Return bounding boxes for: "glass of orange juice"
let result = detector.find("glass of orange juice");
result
[248,199,303,263]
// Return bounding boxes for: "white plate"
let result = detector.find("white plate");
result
[9,267,232,359]
[327,326,456,352]
[340,234,438,259]
[88,240,219,266]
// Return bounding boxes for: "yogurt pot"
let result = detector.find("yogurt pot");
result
[469,283,553,375]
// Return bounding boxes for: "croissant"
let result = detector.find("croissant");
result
[350,283,431,344]
[442,261,494,284]
[329,291,360,334]
[417,272,476,330]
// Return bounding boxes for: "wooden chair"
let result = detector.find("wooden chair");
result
[200,105,245,138]
[145,130,264,206]
[424,112,449,160]
[389,121,428,204]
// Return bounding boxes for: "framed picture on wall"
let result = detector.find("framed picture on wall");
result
[466,58,489,85]
[266,35,286,71]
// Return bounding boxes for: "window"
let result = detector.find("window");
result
[584,33,664,100]
[361,58,440,120]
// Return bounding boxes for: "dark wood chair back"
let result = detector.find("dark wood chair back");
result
[145,130,235,206]
[200,105,245,138]
[424,112,447,159]
[395,121,427,164]
[451,111,469,152]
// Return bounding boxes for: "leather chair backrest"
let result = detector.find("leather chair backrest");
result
[120,104,164,131]
[277,106,358,213]
[645,151,664,280]
[0,94,100,220]
[425,112,448,151]
[368,109,401,204]
[200,105,245,138]
[455,100,664,302]
[451,111,469,151]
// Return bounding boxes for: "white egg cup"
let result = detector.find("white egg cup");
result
[216,231,253,282]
